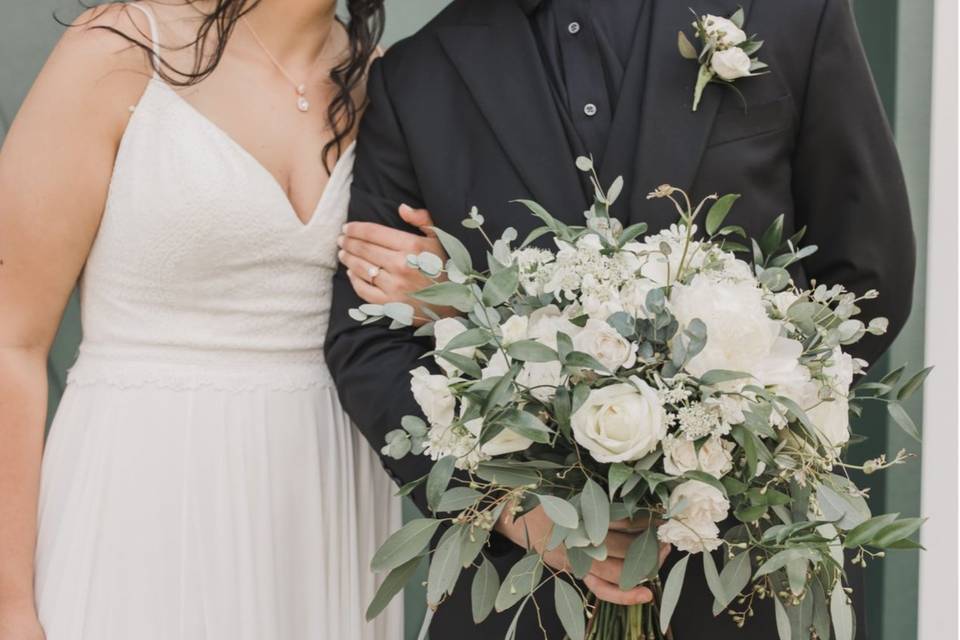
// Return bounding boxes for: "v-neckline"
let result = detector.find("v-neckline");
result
[152,80,355,228]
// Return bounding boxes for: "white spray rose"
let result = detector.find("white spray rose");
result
[410,366,456,428]
[464,418,534,457]
[703,15,747,46]
[697,436,735,478]
[711,47,753,81]
[663,436,700,476]
[573,319,638,372]
[434,318,475,375]
[571,378,667,463]
[499,315,529,346]
[670,274,808,389]
[657,480,730,553]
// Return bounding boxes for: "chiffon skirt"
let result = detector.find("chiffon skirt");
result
[34,366,402,640]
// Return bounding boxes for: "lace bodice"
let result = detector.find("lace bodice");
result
[68,14,353,391]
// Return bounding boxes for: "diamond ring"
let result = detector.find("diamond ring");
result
[367,265,381,281]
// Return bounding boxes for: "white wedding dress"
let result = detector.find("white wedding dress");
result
[33,5,402,639]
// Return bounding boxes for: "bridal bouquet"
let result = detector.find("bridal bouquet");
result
[353,159,927,640]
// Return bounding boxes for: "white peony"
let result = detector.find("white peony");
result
[499,315,529,346]
[669,274,808,390]
[571,378,667,463]
[711,47,753,81]
[434,318,475,375]
[703,15,747,46]
[573,319,638,372]
[410,366,456,428]
[657,480,730,553]
[697,436,735,478]
[464,418,534,457]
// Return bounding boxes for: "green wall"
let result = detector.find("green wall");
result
[0,1,931,639]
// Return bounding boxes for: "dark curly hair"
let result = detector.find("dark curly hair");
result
[67,1,385,172]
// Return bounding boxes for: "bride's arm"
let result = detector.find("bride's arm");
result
[0,7,149,633]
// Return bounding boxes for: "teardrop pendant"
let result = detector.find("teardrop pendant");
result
[297,96,310,112]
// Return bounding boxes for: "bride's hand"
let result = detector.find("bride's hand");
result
[0,604,45,640]
[495,506,672,605]
[338,205,457,325]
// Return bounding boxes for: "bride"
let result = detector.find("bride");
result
[0,1,400,638]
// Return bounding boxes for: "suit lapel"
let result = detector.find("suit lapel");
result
[437,0,585,222]
[629,0,754,225]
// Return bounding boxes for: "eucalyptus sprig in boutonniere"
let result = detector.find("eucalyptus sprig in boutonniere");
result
[679,7,768,111]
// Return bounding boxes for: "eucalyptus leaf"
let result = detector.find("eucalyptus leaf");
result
[365,555,424,621]
[554,579,586,640]
[495,554,544,612]
[712,552,752,615]
[660,554,689,633]
[483,265,520,307]
[678,30,699,59]
[871,517,925,548]
[774,595,792,640]
[426,456,457,511]
[496,409,553,444]
[413,282,475,313]
[471,557,500,623]
[705,194,741,235]
[831,582,854,640]
[506,340,558,363]
[427,528,464,605]
[620,525,660,590]
[371,519,442,572]
[887,402,922,442]
[431,226,473,274]
[536,494,580,529]
[566,547,593,579]
[436,487,483,513]
[843,513,899,549]
[581,478,610,546]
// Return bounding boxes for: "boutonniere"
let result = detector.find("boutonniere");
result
[678,7,768,111]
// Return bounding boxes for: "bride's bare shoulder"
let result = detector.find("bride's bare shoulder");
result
[21,4,162,140]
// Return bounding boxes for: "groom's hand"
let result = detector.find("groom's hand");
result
[338,204,456,324]
[495,506,671,606]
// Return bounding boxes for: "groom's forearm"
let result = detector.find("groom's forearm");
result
[325,267,436,514]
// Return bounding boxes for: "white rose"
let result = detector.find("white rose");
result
[573,319,638,372]
[499,315,529,346]
[703,15,747,46]
[410,366,456,428]
[670,274,808,390]
[697,437,735,478]
[711,47,753,81]
[657,480,730,553]
[663,436,699,476]
[464,418,534,457]
[571,378,667,463]
[527,305,581,346]
[807,394,850,453]
[434,318,475,375]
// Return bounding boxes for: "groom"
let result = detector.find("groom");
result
[326,0,914,638]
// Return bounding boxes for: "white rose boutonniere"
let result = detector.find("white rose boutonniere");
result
[678,7,769,111]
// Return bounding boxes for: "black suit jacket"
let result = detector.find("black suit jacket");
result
[325,0,914,638]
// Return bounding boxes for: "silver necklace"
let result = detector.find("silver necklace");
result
[242,17,330,113]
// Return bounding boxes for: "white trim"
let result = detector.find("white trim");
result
[917,0,959,636]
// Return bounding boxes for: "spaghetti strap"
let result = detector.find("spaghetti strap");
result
[127,3,161,78]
